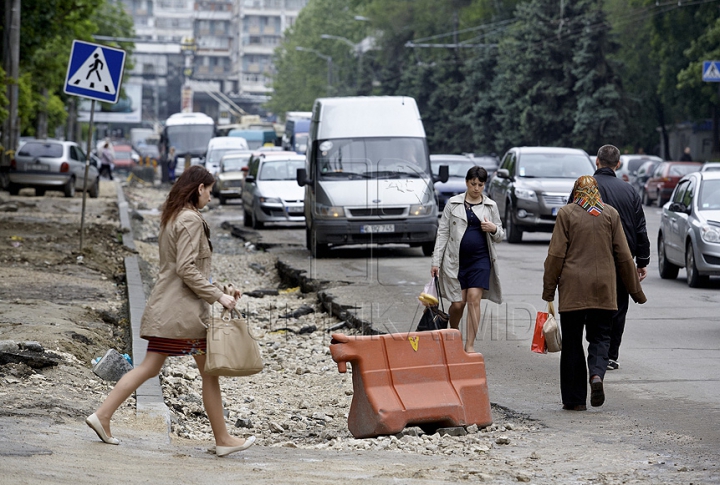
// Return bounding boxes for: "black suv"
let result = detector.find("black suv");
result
[486,146,595,243]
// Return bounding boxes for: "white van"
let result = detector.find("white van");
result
[205,136,249,176]
[296,96,448,258]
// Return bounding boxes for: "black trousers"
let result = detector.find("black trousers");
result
[559,309,613,406]
[99,164,113,180]
[609,275,629,361]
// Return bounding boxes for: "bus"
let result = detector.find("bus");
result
[160,112,216,173]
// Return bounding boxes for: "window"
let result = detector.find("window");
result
[671,180,688,205]
[18,142,63,158]
[699,180,720,210]
[682,177,696,208]
[517,153,593,179]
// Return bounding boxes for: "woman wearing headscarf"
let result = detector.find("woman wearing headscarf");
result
[543,175,646,411]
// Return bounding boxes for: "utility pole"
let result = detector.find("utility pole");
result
[2,0,20,181]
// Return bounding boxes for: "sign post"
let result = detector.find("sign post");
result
[63,40,126,250]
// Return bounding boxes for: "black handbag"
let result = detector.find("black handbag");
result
[416,277,449,332]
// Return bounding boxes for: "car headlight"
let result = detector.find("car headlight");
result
[315,204,345,218]
[515,187,538,201]
[701,225,720,243]
[409,204,433,216]
[259,196,282,204]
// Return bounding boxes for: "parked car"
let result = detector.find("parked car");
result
[242,153,307,228]
[633,159,663,198]
[657,171,720,287]
[213,151,253,205]
[701,162,720,172]
[616,154,663,185]
[486,146,594,243]
[112,143,140,173]
[8,140,100,198]
[642,161,702,207]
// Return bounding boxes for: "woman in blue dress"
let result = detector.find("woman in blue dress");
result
[431,166,505,352]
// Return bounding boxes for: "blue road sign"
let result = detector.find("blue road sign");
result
[702,61,720,82]
[64,40,126,103]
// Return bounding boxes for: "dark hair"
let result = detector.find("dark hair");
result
[466,166,488,183]
[161,165,215,228]
[597,144,620,168]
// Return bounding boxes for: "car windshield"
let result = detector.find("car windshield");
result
[167,125,215,154]
[704,164,720,172]
[518,153,593,178]
[208,148,247,166]
[315,137,429,180]
[431,160,475,177]
[699,180,720,210]
[114,150,133,161]
[259,160,306,181]
[222,155,251,171]
[627,159,648,173]
[669,164,700,177]
[17,142,63,158]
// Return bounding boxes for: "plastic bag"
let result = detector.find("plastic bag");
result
[418,277,439,306]
[531,309,548,354]
[543,302,562,352]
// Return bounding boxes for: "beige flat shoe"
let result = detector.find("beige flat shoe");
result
[216,436,255,457]
[86,413,119,445]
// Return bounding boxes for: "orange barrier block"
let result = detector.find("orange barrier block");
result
[330,329,492,438]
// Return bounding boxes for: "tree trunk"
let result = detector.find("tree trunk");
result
[66,98,76,143]
[655,98,670,160]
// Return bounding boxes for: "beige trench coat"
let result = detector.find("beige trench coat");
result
[140,208,224,340]
[431,193,505,304]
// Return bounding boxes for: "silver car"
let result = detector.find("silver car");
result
[658,171,720,287]
[242,154,306,228]
[9,140,100,198]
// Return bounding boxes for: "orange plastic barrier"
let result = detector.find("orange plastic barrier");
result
[330,329,492,438]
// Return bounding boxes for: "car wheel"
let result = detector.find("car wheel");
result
[63,177,76,198]
[657,234,679,280]
[421,240,435,257]
[35,188,46,197]
[310,224,329,258]
[505,205,523,243]
[8,183,20,196]
[642,189,650,206]
[251,206,264,229]
[88,178,99,198]
[686,242,709,288]
[243,208,252,227]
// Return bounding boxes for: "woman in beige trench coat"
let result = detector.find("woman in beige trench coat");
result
[86,166,255,457]
[431,166,504,352]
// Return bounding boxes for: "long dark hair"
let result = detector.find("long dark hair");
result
[161,165,215,228]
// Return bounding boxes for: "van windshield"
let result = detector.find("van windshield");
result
[315,137,429,180]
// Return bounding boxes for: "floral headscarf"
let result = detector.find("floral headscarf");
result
[571,175,604,217]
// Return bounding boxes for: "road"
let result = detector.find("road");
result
[218,199,720,472]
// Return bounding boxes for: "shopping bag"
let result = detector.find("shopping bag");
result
[416,305,449,332]
[542,301,562,352]
[531,307,548,354]
[205,316,264,377]
[418,277,440,306]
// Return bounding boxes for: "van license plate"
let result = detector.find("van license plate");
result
[360,224,395,234]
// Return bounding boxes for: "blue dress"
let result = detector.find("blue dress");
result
[458,201,491,290]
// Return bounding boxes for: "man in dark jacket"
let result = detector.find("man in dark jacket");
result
[593,145,650,370]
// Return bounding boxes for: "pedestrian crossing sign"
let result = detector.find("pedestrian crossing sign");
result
[702,61,720,82]
[64,40,126,103]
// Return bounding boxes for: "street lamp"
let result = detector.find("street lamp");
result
[296,46,333,96]
[319,34,363,91]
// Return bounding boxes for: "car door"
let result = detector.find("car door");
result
[663,179,689,263]
[69,145,84,186]
[646,163,665,200]
[242,157,260,211]
[674,176,697,263]
[490,151,515,217]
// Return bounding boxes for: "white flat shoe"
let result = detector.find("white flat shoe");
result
[216,436,255,457]
[86,413,119,445]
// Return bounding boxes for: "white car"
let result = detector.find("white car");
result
[242,153,306,228]
[205,137,249,176]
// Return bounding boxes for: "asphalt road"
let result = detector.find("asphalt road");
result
[217,199,720,469]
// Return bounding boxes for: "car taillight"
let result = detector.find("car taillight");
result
[661,177,670,182]
[60,162,69,172]
[622,174,629,181]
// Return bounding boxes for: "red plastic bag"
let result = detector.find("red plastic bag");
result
[531,310,548,354]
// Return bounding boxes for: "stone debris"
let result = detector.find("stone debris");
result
[92,348,134,382]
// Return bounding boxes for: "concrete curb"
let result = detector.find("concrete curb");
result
[115,180,171,432]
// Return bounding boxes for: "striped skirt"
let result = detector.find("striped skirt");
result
[146,337,206,356]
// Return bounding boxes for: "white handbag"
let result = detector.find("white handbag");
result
[542,301,562,353]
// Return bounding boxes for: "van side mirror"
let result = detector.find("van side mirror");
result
[297,168,311,187]
[245,175,255,183]
[495,168,510,179]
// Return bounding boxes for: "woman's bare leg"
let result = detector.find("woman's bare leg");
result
[464,288,484,353]
[193,354,248,447]
[93,351,167,438]
[449,301,466,329]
